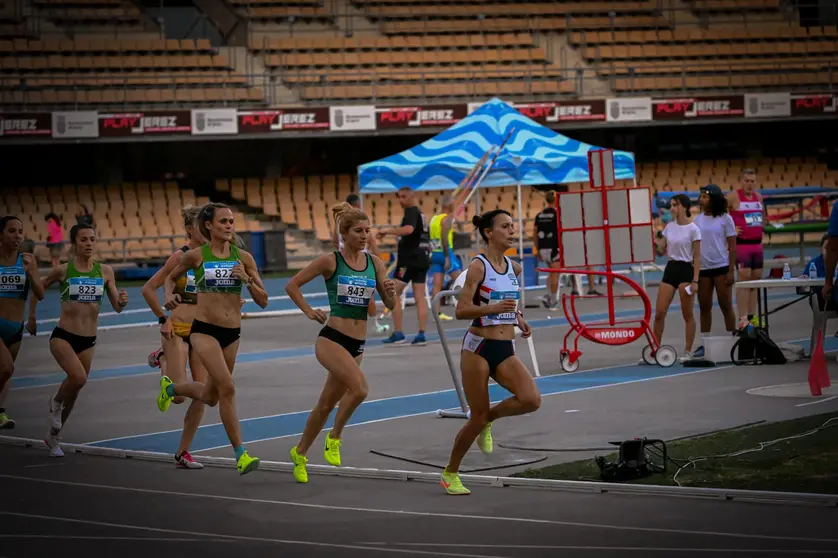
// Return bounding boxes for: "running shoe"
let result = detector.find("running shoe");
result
[439,313,454,321]
[236,450,260,475]
[324,432,341,467]
[44,431,63,458]
[383,331,406,344]
[175,451,204,469]
[679,351,694,363]
[692,346,705,358]
[477,422,493,454]
[0,412,15,430]
[48,397,64,431]
[440,470,470,495]
[148,348,163,369]
[410,332,427,346]
[157,375,174,413]
[290,446,308,483]
[375,319,390,333]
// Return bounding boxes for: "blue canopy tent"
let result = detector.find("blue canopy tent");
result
[358,97,636,193]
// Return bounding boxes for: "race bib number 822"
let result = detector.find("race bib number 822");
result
[204,261,240,288]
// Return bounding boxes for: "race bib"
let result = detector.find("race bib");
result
[69,277,104,302]
[463,332,483,353]
[744,213,763,226]
[184,270,197,293]
[337,275,375,307]
[203,261,240,289]
[0,269,26,294]
[487,290,519,321]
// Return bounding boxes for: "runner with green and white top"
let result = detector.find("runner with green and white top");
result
[285,201,397,483]
[34,224,128,457]
[0,216,45,429]
[157,202,269,476]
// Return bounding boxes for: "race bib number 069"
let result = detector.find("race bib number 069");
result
[69,277,104,302]
[337,275,375,307]
[204,261,240,288]
[0,270,25,293]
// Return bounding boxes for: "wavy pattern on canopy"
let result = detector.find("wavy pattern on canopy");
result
[358,98,636,193]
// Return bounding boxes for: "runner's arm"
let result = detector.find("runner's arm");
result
[167,248,200,286]
[238,250,269,308]
[22,253,44,301]
[285,254,335,318]
[142,250,182,320]
[102,264,128,313]
[372,254,396,310]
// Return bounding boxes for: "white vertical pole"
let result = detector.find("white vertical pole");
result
[518,181,541,378]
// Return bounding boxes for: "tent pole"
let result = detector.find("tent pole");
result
[518,181,540,378]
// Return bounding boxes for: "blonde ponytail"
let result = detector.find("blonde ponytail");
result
[332,202,368,236]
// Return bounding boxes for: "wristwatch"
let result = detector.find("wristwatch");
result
[158,316,168,325]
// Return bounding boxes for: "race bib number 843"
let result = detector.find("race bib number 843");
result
[69,277,104,302]
[337,276,375,307]
[204,261,240,288]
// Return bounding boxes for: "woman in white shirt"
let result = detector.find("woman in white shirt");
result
[692,184,737,358]
[654,194,702,361]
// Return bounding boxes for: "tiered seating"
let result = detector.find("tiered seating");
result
[573,25,838,92]
[353,0,667,34]
[688,0,783,17]
[0,36,265,108]
[228,0,335,23]
[0,182,263,263]
[251,32,573,101]
[33,0,144,29]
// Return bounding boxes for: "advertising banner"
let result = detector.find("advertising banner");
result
[0,113,52,137]
[652,95,744,120]
[375,104,466,129]
[191,108,238,135]
[237,107,330,132]
[98,110,191,136]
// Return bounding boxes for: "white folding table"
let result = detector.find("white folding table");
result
[734,277,825,339]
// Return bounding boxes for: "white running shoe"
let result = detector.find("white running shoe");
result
[45,431,63,458]
[175,451,204,469]
[48,397,64,431]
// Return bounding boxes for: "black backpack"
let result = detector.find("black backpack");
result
[731,325,787,365]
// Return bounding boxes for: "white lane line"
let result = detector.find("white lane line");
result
[0,511,506,558]
[0,475,835,544]
[358,542,838,554]
[795,396,838,407]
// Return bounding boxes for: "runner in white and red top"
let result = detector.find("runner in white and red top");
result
[727,168,764,328]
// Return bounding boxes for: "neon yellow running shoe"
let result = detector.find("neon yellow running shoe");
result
[290,446,308,483]
[440,469,471,495]
[236,451,260,475]
[0,412,15,429]
[324,432,342,467]
[477,422,493,454]
[157,376,173,413]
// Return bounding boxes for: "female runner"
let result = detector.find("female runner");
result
[141,205,207,469]
[441,209,541,495]
[39,224,128,456]
[156,202,268,475]
[0,216,45,429]
[285,202,396,483]
[653,194,702,361]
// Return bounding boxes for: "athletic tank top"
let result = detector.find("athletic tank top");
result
[60,260,104,304]
[194,243,242,295]
[535,207,559,249]
[326,251,376,320]
[172,245,198,305]
[730,190,764,242]
[471,254,520,328]
[429,213,454,253]
[0,253,29,301]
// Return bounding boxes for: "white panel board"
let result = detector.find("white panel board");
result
[608,228,633,264]
[589,150,603,188]
[560,193,583,229]
[562,232,587,267]
[582,191,603,228]
[601,150,615,187]
[631,225,655,262]
[585,229,606,266]
[629,188,652,224]
[606,189,629,226]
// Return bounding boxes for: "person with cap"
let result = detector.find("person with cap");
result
[691,184,737,359]
[653,194,702,362]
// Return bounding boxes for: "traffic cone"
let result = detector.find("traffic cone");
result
[808,333,825,396]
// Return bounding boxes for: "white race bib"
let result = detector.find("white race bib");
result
[744,213,763,226]
[337,275,375,307]
[185,270,197,293]
[0,269,25,294]
[203,261,240,289]
[69,277,104,302]
[487,290,519,322]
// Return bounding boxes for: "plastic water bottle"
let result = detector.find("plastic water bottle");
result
[782,262,791,280]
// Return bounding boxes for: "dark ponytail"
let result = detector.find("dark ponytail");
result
[472,209,512,242]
